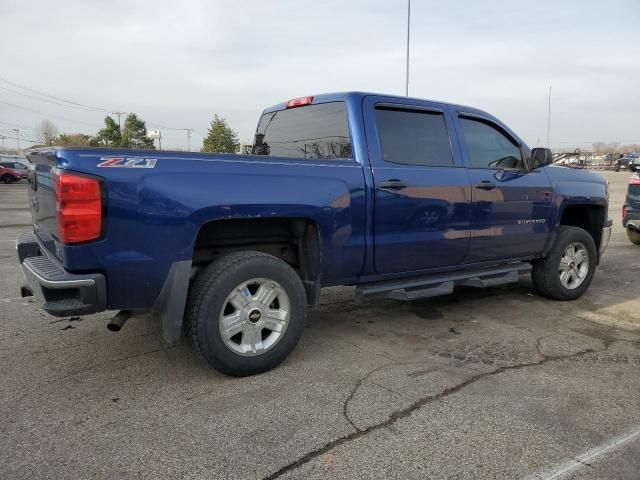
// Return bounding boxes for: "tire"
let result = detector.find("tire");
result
[531,226,597,300]
[627,228,640,245]
[186,251,307,376]
[1,175,15,184]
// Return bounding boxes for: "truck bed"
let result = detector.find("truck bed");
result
[26,147,367,310]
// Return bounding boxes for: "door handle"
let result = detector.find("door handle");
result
[379,179,407,190]
[474,181,496,190]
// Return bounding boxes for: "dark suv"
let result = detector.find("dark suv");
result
[0,161,28,183]
[623,173,640,244]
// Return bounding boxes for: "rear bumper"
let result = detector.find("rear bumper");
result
[600,218,612,257]
[623,209,640,231]
[16,231,106,317]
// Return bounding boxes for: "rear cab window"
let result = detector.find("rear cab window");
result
[628,178,640,205]
[252,102,352,160]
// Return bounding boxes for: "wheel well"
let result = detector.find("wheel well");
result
[560,204,605,249]
[192,218,322,304]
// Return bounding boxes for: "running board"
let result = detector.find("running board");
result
[355,262,532,302]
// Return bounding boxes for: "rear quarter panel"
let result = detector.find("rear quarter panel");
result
[51,149,367,309]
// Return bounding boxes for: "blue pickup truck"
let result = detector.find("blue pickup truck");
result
[17,92,612,375]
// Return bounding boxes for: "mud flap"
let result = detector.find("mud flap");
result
[152,260,192,346]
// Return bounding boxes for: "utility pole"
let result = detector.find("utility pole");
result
[405,0,411,97]
[12,128,20,150]
[547,85,551,149]
[185,129,193,151]
[111,111,127,128]
[158,131,162,151]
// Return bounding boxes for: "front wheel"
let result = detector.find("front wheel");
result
[186,251,307,376]
[531,226,597,300]
[1,175,15,184]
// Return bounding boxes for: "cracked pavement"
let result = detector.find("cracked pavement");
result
[1,171,640,480]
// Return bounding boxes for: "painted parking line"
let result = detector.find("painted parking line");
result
[526,425,640,479]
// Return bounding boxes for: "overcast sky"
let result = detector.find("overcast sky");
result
[1,0,638,150]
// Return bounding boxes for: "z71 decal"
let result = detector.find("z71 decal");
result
[97,157,157,168]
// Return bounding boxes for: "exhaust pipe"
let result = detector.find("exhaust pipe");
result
[107,310,134,332]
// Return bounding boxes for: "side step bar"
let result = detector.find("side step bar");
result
[355,262,532,302]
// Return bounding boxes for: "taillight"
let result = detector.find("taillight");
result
[54,170,103,243]
[630,174,640,185]
[286,96,313,108]
[623,205,627,218]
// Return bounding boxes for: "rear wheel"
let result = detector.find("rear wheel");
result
[1,175,15,184]
[186,251,307,376]
[531,226,597,300]
[627,228,640,245]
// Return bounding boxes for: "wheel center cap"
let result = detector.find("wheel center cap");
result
[248,308,262,324]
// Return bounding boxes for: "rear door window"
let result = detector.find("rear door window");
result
[253,102,352,160]
[374,107,453,166]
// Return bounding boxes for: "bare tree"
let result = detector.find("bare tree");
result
[609,142,620,155]
[592,142,606,155]
[621,144,640,154]
[36,120,59,146]
[56,133,96,147]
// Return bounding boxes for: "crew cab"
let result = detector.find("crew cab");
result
[17,92,612,376]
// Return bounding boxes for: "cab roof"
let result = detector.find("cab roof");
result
[262,91,491,118]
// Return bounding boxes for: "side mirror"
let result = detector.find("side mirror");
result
[530,148,553,169]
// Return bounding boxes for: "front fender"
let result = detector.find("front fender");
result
[545,166,608,227]
[541,166,608,256]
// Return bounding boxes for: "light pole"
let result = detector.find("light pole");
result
[547,85,551,149]
[185,129,193,151]
[111,111,126,129]
[12,128,20,150]
[405,0,411,96]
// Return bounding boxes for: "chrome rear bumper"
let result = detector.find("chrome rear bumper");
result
[17,231,106,317]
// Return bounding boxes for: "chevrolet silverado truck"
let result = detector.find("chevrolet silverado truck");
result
[17,92,612,376]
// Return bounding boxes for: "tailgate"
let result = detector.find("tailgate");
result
[27,151,60,258]
[627,184,640,210]
[27,149,108,261]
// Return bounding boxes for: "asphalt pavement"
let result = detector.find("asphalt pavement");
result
[0,170,639,480]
